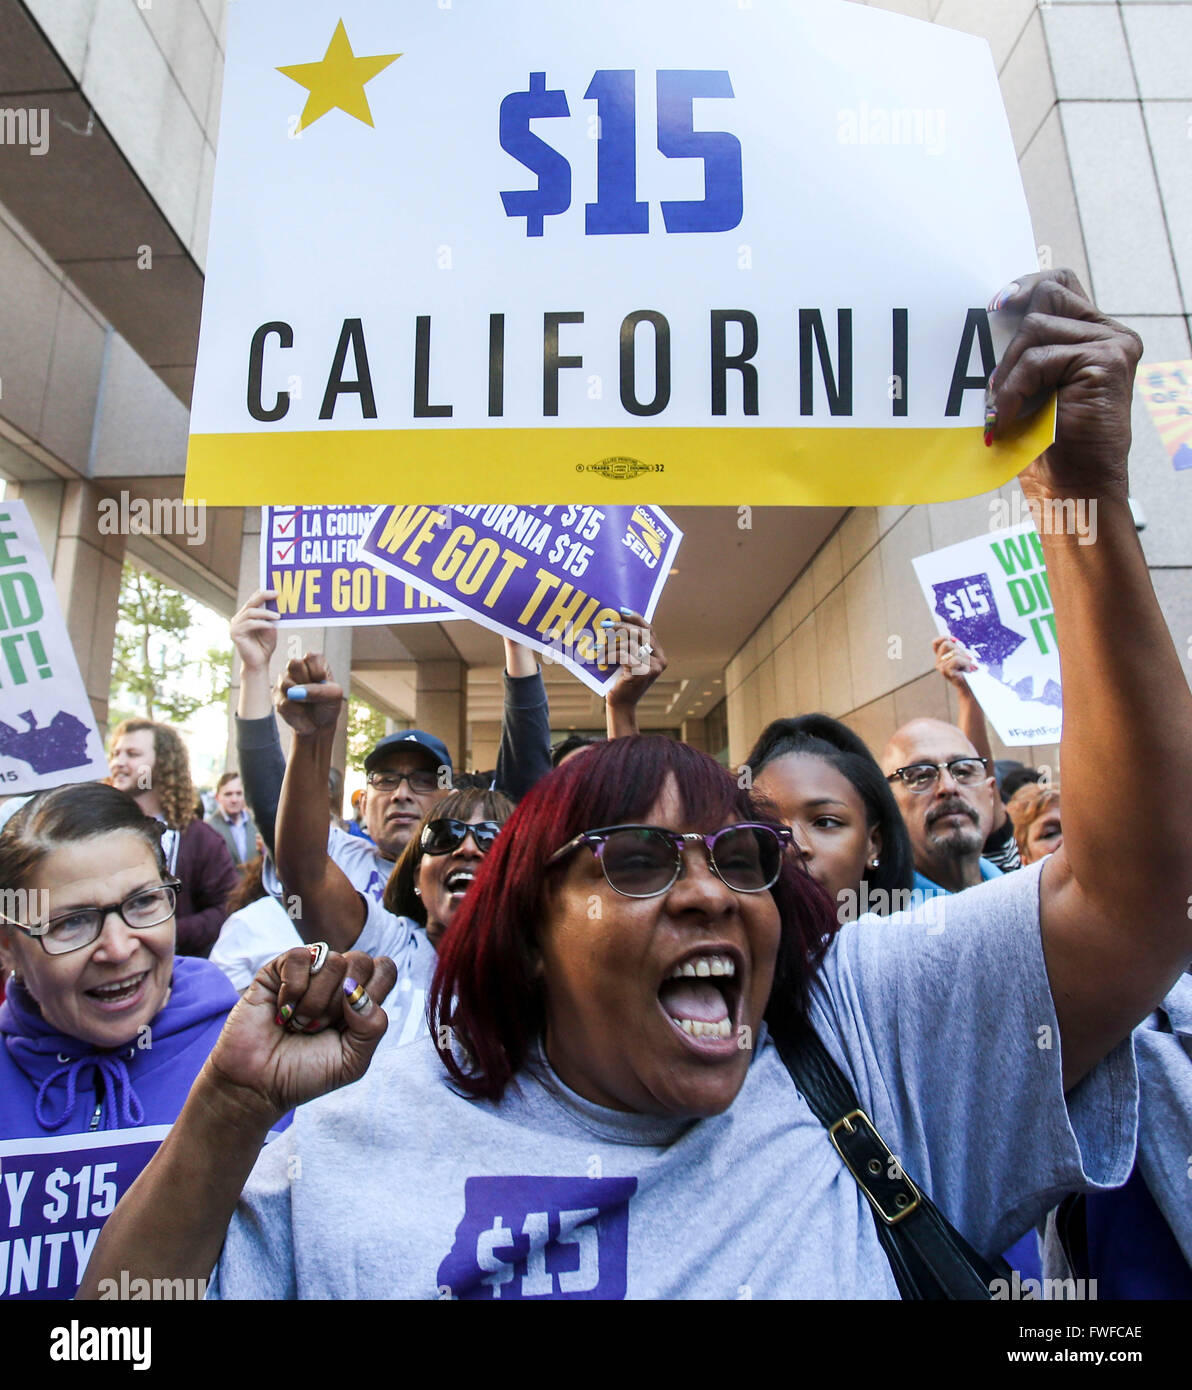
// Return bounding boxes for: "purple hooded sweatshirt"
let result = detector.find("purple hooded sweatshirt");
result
[0,958,241,1298]
[0,957,237,1138]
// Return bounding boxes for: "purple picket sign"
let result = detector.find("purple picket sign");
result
[358,504,682,695]
[0,1126,173,1300]
[260,505,464,626]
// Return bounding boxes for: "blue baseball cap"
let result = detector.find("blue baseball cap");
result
[364,730,453,778]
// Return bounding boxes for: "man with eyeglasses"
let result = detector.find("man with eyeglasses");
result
[880,720,1003,898]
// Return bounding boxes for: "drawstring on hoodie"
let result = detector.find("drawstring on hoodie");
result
[34,1049,144,1132]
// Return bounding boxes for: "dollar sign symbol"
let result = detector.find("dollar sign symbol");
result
[500,73,572,237]
[476,1215,517,1297]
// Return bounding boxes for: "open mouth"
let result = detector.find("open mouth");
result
[85,971,149,1009]
[657,950,743,1048]
[443,868,477,900]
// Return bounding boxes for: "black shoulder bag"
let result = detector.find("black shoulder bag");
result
[773,1021,1013,1300]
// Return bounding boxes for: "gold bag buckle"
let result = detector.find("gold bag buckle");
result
[828,1109,923,1226]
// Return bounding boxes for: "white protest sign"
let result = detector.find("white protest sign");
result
[0,502,107,793]
[912,520,1066,748]
[187,0,1053,507]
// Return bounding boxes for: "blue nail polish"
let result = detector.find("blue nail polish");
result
[600,619,615,629]
[618,607,634,616]
[288,686,308,701]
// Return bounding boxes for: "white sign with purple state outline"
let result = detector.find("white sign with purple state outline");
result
[0,502,107,793]
[912,521,1062,748]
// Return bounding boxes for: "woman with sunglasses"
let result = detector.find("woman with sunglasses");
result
[384,790,514,951]
[0,783,245,1297]
[81,272,1192,1299]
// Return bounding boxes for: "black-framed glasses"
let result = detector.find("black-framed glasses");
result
[420,819,502,856]
[546,823,793,898]
[367,769,440,796]
[2,880,181,956]
[886,757,990,794]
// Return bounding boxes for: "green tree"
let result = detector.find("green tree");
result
[347,695,388,767]
[111,561,231,723]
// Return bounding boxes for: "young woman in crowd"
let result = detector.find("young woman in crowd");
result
[746,714,914,919]
[79,270,1192,1299]
[108,720,239,957]
[0,784,244,1295]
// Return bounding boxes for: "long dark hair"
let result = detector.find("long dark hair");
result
[385,787,515,927]
[0,782,168,893]
[746,714,915,909]
[430,737,837,1101]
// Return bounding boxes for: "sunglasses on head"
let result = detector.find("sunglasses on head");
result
[420,819,502,856]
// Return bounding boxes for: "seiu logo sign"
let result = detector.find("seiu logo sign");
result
[437,1176,637,1300]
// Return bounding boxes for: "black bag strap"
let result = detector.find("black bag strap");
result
[772,1021,1012,1300]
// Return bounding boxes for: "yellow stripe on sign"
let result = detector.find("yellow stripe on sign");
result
[185,408,1055,507]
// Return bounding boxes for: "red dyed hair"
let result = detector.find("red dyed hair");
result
[430,735,837,1101]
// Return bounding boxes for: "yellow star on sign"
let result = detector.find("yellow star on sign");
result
[277,19,401,132]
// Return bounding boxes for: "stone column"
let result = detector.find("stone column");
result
[414,659,468,767]
[681,716,708,753]
[468,719,502,773]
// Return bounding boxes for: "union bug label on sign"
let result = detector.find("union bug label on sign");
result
[187,0,1053,506]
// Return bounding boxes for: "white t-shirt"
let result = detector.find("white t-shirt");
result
[356,896,437,1050]
[209,861,1139,1300]
[209,895,301,992]
[327,825,392,904]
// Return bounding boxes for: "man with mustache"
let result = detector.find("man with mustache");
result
[880,719,1000,897]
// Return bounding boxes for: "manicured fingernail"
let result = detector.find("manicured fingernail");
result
[987,281,1020,312]
[275,1003,294,1026]
[984,406,997,447]
[287,686,308,701]
[618,607,634,616]
[600,619,615,628]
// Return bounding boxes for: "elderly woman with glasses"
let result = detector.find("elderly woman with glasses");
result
[0,783,246,1297]
[80,271,1192,1299]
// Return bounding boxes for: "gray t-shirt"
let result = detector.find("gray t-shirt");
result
[209,861,1137,1300]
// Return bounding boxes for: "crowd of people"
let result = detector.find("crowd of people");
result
[0,270,1189,1301]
